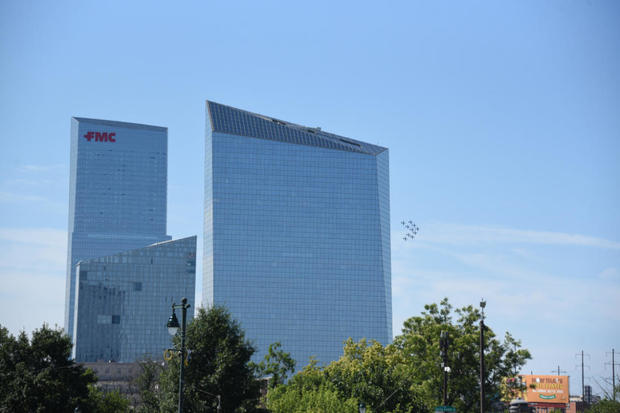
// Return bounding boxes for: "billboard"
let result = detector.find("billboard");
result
[521,375,569,404]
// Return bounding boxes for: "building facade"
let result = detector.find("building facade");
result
[204,101,391,367]
[73,236,196,362]
[65,117,171,339]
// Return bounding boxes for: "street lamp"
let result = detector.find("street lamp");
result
[358,402,366,413]
[167,297,191,413]
[167,310,180,335]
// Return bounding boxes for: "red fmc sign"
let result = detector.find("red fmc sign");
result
[83,131,116,142]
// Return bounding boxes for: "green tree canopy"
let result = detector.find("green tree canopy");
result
[393,298,531,412]
[84,386,130,413]
[266,359,363,413]
[0,323,127,412]
[585,399,620,413]
[252,341,296,388]
[324,339,428,412]
[268,383,361,413]
[132,357,165,412]
[267,340,428,413]
[268,298,531,413]
[159,306,261,412]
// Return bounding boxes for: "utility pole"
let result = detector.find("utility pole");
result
[605,348,619,401]
[550,366,567,376]
[575,350,590,405]
[614,349,617,402]
[582,350,585,403]
[480,299,486,413]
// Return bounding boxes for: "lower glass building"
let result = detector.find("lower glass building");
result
[72,236,196,363]
[204,101,391,368]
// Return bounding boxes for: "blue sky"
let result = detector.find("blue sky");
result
[1,0,618,396]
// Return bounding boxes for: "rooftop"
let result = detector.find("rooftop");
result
[207,101,386,155]
[72,117,167,132]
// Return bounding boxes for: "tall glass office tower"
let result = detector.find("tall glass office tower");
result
[65,118,171,339]
[204,101,391,367]
[73,236,196,362]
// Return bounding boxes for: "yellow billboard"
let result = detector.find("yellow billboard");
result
[521,375,569,404]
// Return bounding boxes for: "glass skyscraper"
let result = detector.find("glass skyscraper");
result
[65,117,171,339]
[204,101,391,367]
[73,236,196,362]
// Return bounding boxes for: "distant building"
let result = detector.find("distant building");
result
[65,118,171,339]
[204,101,392,366]
[73,236,196,362]
[584,385,592,404]
[82,361,142,404]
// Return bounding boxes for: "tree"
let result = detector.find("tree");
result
[266,360,362,413]
[585,399,620,413]
[266,299,530,413]
[324,339,428,413]
[132,357,165,412]
[159,306,261,412]
[267,341,428,413]
[268,383,361,413]
[393,298,531,413]
[0,323,128,412]
[84,386,130,413]
[252,342,296,388]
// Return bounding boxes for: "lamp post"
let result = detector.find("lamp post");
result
[358,402,366,413]
[479,299,486,413]
[167,297,191,413]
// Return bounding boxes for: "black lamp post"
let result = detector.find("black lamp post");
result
[358,401,366,413]
[167,297,191,413]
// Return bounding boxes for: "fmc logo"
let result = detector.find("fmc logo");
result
[83,131,116,142]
